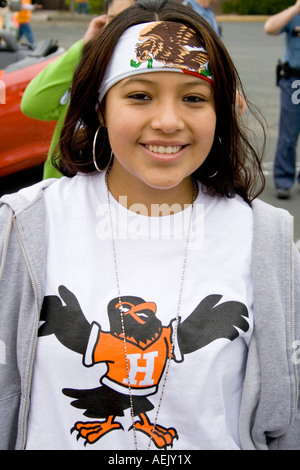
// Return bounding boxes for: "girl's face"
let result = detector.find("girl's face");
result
[102,71,216,205]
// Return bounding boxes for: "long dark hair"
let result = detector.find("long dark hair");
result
[56,0,266,204]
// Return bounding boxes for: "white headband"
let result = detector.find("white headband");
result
[98,21,214,102]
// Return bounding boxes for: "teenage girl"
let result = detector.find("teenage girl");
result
[0,0,299,451]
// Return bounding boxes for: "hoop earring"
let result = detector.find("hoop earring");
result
[93,125,113,172]
[207,135,221,178]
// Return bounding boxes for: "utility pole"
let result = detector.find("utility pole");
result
[69,0,75,14]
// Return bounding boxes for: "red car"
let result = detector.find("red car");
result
[0,29,63,176]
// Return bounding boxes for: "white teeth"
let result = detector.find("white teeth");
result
[146,144,182,154]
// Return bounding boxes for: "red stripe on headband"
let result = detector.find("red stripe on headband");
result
[182,69,215,87]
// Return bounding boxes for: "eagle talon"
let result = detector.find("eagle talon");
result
[71,417,124,445]
[131,413,178,449]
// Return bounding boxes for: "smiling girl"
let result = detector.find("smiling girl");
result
[58,1,264,208]
[0,0,299,451]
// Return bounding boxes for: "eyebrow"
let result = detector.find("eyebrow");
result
[120,75,212,89]
[120,77,157,87]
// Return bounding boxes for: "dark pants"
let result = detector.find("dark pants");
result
[18,22,35,45]
[274,77,300,189]
[77,2,89,13]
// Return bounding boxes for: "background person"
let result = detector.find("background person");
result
[77,0,89,14]
[182,0,221,37]
[16,0,42,46]
[264,0,300,199]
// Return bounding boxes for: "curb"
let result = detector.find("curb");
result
[217,15,269,22]
[31,12,94,22]
[30,10,270,23]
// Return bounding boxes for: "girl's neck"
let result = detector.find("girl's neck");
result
[106,166,196,217]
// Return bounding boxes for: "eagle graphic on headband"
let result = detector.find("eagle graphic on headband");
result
[130,22,213,81]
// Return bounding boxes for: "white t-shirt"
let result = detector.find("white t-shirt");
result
[26,172,254,450]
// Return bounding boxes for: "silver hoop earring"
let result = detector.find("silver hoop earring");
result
[93,125,113,172]
[207,135,221,178]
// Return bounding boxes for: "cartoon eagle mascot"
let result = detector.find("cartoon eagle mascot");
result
[39,286,249,448]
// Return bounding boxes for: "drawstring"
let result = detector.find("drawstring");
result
[0,208,13,282]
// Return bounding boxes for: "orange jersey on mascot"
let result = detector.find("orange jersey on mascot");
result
[93,326,173,395]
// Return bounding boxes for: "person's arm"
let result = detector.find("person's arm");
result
[264,0,300,35]
[21,3,43,10]
[21,15,107,121]
[21,40,84,121]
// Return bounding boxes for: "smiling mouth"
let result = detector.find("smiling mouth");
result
[145,144,184,154]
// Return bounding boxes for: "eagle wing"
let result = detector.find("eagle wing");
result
[39,285,92,355]
[177,294,249,355]
[137,22,208,70]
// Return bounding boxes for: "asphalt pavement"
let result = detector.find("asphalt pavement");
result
[1,14,299,246]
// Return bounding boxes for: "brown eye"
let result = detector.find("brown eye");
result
[128,93,151,101]
[183,95,205,103]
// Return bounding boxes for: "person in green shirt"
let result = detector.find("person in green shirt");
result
[21,0,134,179]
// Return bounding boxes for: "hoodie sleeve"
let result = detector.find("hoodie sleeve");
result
[0,203,22,449]
[0,186,49,449]
[240,199,300,450]
[271,244,300,449]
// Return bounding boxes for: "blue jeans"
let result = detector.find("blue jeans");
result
[77,2,89,13]
[274,77,300,189]
[18,22,35,45]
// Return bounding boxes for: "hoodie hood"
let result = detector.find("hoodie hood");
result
[0,179,56,215]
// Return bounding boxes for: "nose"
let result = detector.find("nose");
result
[150,99,185,134]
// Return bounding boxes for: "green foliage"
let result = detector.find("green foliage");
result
[87,0,105,14]
[222,0,293,15]
[64,0,105,13]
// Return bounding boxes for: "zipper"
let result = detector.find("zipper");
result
[12,215,40,450]
[290,216,299,421]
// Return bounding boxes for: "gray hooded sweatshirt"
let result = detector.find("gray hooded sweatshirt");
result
[0,179,299,450]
